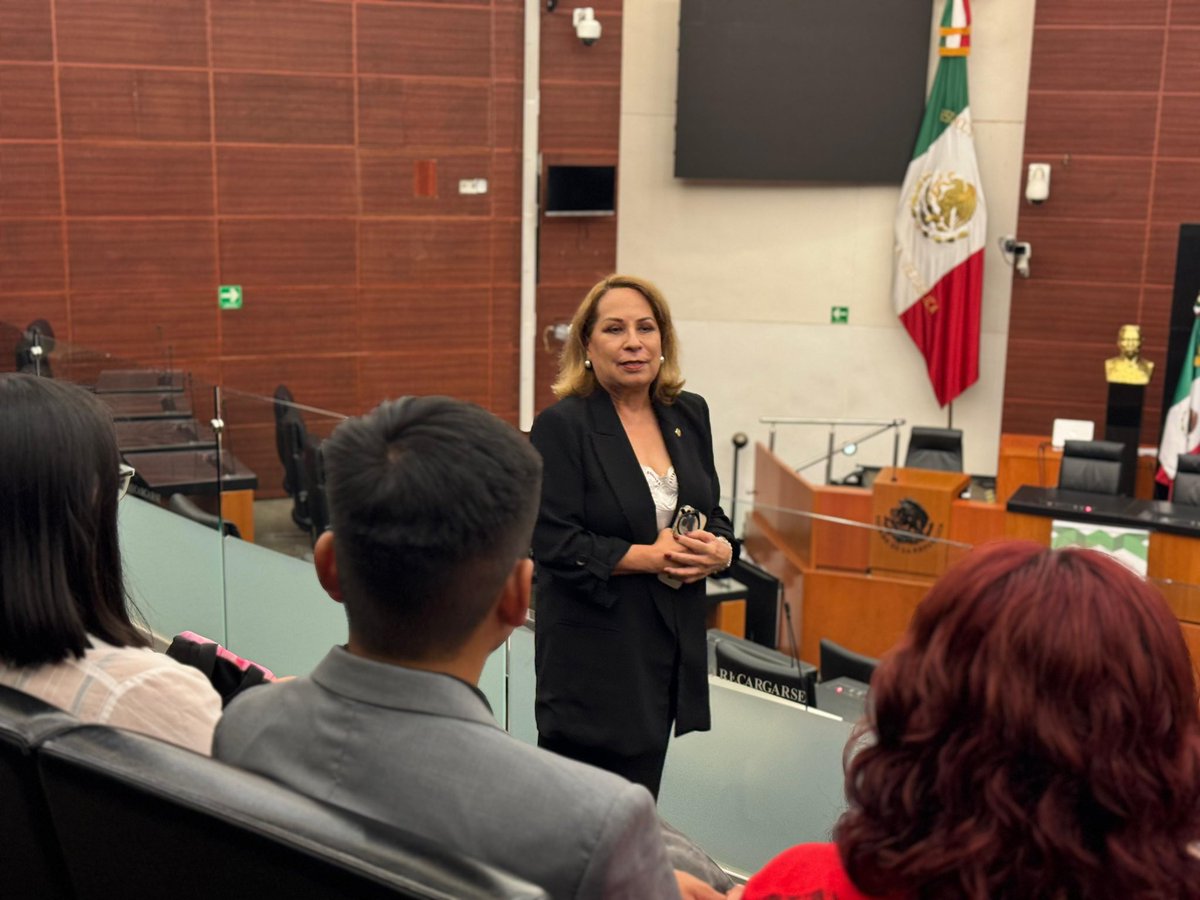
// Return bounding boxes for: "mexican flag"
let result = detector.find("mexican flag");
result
[1156,313,1200,485]
[892,0,986,407]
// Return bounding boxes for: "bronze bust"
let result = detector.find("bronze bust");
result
[1104,324,1154,386]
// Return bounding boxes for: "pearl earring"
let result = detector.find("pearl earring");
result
[659,355,665,363]
[584,359,592,369]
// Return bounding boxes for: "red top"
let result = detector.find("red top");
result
[743,843,904,900]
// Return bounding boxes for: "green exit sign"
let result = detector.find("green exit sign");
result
[830,306,849,324]
[218,285,243,309]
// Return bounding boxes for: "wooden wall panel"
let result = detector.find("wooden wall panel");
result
[1004,6,1198,449]
[357,5,491,79]
[63,144,214,217]
[358,79,491,149]
[214,73,355,145]
[1152,161,1200,221]
[1028,28,1163,93]
[71,289,218,362]
[0,143,60,216]
[1020,155,1151,221]
[359,151,492,217]
[55,0,208,67]
[359,286,494,355]
[211,0,353,74]
[360,219,492,286]
[0,0,53,60]
[1023,93,1156,157]
[59,67,211,142]
[1172,0,1200,25]
[216,147,357,217]
[358,352,491,409]
[1035,0,1166,25]
[0,65,57,138]
[1158,96,1200,159]
[68,219,215,291]
[219,218,357,288]
[1163,29,1200,92]
[0,221,64,293]
[220,287,359,359]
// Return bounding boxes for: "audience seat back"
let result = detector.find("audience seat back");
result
[37,725,549,900]
[0,685,78,899]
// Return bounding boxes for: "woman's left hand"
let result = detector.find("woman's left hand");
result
[663,530,733,584]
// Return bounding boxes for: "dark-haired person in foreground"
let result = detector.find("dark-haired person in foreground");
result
[214,396,724,900]
[0,374,222,753]
[736,541,1200,900]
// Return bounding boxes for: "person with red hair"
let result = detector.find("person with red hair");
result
[741,541,1200,899]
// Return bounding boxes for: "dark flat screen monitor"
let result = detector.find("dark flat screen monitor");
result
[544,165,616,217]
[675,0,933,183]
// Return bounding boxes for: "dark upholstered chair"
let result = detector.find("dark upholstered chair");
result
[904,426,964,472]
[0,686,78,899]
[1173,453,1200,507]
[273,385,312,531]
[1057,440,1124,495]
[819,639,879,685]
[37,725,548,900]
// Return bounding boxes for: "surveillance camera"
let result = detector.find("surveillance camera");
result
[573,7,601,45]
[1026,163,1051,205]
[1015,255,1031,279]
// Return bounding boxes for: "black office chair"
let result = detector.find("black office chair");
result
[273,385,312,530]
[0,686,78,899]
[301,434,330,547]
[904,426,964,472]
[818,638,879,685]
[1057,440,1124,495]
[168,493,243,539]
[1173,453,1200,507]
[37,725,549,900]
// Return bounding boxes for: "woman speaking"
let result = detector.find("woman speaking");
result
[530,274,735,798]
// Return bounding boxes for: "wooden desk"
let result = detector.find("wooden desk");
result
[747,444,1005,664]
[124,449,257,541]
[98,391,192,421]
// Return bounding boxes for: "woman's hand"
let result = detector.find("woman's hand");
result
[664,530,733,584]
[614,528,685,575]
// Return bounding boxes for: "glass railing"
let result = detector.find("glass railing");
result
[7,316,1199,876]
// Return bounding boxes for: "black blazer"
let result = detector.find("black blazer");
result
[529,389,735,757]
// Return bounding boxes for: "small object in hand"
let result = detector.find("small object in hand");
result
[659,506,708,589]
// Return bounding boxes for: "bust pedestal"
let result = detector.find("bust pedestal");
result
[1105,383,1145,496]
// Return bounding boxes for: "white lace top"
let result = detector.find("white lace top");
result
[642,465,679,531]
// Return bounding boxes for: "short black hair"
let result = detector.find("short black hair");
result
[322,396,542,660]
[0,374,147,666]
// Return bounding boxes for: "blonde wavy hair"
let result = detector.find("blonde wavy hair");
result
[552,274,685,403]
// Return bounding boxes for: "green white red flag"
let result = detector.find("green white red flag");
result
[892,0,986,407]
[1156,312,1200,485]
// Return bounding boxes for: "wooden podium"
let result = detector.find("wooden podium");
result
[869,468,970,577]
[744,444,998,664]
